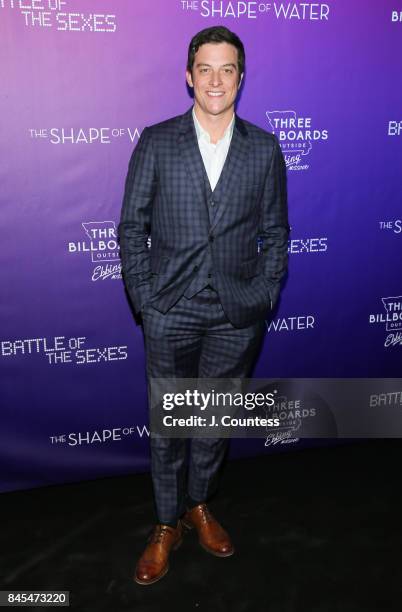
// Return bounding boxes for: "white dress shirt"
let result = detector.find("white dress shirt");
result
[192,106,272,311]
[192,106,235,191]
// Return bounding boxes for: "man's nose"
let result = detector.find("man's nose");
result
[209,71,222,87]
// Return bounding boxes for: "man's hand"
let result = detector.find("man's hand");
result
[260,135,290,310]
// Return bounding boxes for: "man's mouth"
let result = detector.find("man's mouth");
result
[206,91,225,97]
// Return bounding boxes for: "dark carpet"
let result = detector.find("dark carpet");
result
[1,440,401,611]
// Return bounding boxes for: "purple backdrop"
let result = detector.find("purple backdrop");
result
[1,0,402,493]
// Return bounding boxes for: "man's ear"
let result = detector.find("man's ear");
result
[186,70,193,88]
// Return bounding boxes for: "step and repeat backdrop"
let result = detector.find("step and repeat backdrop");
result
[1,1,401,493]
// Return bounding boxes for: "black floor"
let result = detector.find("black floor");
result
[1,440,401,611]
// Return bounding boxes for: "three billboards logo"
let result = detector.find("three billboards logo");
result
[266,110,328,171]
[68,221,122,282]
[369,296,402,348]
[263,392,311,446]
[263,393,303,434]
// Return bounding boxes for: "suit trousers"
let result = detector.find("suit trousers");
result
[141,285,266,525]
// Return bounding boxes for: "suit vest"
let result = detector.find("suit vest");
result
[183,155,226,299]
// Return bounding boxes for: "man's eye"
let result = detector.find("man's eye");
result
[224,69,233,74]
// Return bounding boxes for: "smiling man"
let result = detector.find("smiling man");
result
[186,37,241,143]
[118,25,290,585]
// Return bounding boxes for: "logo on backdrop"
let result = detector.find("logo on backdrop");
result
[391,10,402,23]
[179,1,330,21]
[289,236,328,253]
[49,425,149,447]
[379,220,402,234]
[68,221,122,282]
[266,314,315,333]
[387,121,402,136]
[29,127,141,144]
[1,335,128,365]
[261,234,328,254]
[0,0,117,32]
[369,296,402,348]
[266,110,328,171]
[264,429,300,447]
[263,393,310,447]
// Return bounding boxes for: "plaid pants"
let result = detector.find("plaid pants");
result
[141,286,266,524]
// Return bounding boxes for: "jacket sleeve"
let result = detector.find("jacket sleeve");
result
[118,127,157,314]
[260,134,290,310]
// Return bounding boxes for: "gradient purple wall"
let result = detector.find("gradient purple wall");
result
[1,1,402,492]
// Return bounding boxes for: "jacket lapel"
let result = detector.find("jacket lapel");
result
[177,107,210,228]
[209,114,249,232]
[177,106,250,232]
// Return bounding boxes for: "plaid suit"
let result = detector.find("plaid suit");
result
[118,106,289,524]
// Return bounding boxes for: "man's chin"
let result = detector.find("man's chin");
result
[201,104,232,117]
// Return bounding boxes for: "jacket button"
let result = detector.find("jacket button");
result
[210,199,215,206]
[193,265,199,272]
[208,273,212,278]
[208,235,214,243]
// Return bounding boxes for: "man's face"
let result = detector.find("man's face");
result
[186,42,242,118]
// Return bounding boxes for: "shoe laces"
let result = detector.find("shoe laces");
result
[150,524,174,545]
[198,504,214,524]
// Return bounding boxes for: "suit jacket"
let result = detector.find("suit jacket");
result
[118,105,290,328]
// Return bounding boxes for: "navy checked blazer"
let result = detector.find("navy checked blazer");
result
[118,105,290,328]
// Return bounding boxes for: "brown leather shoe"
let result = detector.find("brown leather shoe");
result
[182,504,234,557]
[134,522,183,585]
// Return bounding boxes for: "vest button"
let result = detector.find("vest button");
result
[208,235,214,243]
[210,198,215,206]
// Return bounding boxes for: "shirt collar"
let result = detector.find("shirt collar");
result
[192,106,235,145]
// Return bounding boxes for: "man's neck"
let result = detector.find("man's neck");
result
[193,104,235,144]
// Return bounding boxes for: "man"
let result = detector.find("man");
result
[118,25,289,585]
